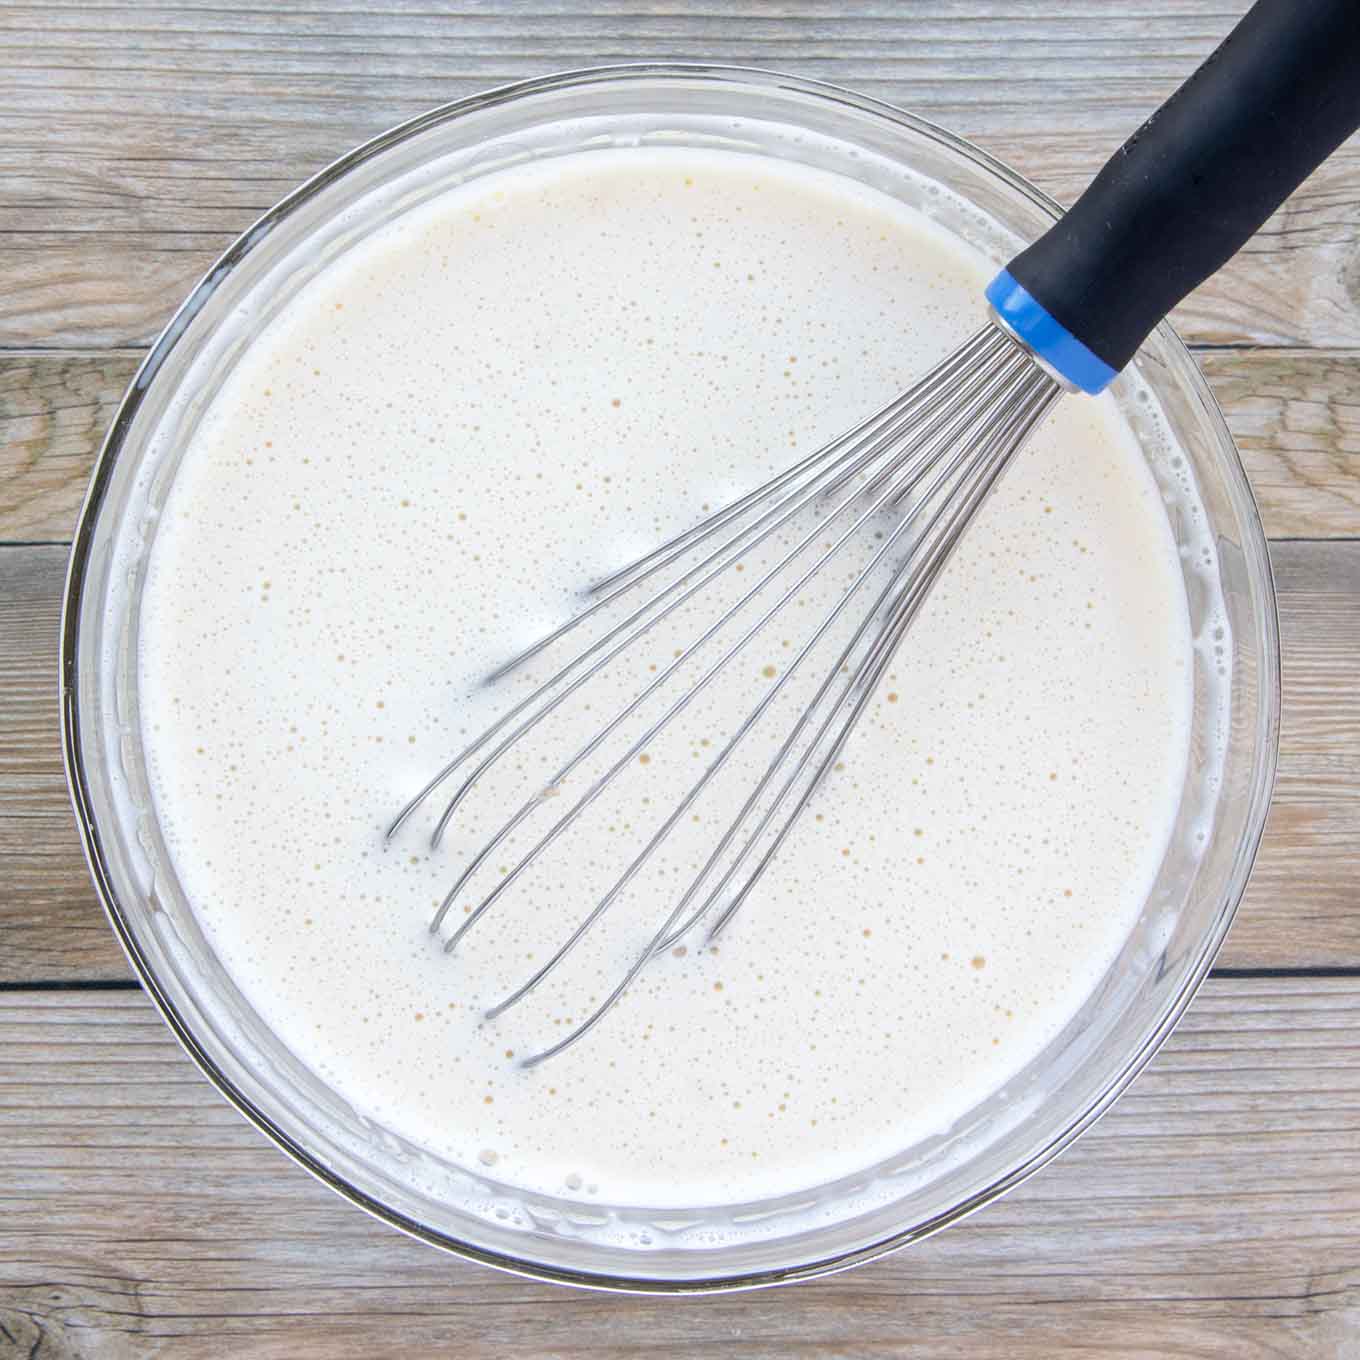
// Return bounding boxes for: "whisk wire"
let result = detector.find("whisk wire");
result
[653,369,1057,955]
[478,334,992,689]
[385,330,1007,846]
[423,342,992,852]
[428,361,997,928]
[434,337,1029,940]
[483,348,1039,1017]
[387,324,1063,1066]
[425,334,1020,872]
[579,327,1002,601]
[703,374,1063,946]
[518,361,1059,1068]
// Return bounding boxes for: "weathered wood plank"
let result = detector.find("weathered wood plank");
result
[2,1,1358,349]
[4,541,1358,984]
[0,547,115,984]
[0,351,140,543]
[1197,351,1360,540]
[5,348,1360,545]
[1,979,1356,1357]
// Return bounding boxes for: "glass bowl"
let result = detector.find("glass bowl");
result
[61,65,1280,1292]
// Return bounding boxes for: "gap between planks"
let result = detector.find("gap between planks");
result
[5,963,1360,994]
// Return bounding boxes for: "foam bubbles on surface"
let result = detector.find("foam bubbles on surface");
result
[138,147,1194,1208]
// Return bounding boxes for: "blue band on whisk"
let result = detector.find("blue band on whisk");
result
[985,270,1119,395]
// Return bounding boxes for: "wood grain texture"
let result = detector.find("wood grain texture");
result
[0,547,109,984]
[0,352,139,544]
[2,4,1359,1353]
[1199,351,1360,540]
[1,979,1356,1357]
[2,1,1359,348]
[5,348,1360,545]
[4,540,1358,984]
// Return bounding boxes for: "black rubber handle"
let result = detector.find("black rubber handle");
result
[1005,0,1360,374]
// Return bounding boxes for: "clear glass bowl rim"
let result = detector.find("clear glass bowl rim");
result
[60,61,1282,1294]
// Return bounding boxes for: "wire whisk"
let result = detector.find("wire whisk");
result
[389,324,1060,1065]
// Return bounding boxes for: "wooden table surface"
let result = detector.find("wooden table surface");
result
[2,2,1358,1355]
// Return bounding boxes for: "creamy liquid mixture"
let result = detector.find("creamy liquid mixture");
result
[139,147,1193,1207]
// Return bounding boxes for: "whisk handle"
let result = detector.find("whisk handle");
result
[988,0,1360,394]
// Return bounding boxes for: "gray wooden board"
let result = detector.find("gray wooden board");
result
[1,2,1358,1354]
[1,979,1356,1357]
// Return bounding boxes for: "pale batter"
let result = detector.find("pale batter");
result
[139,147,1194,1207]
